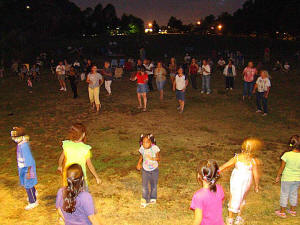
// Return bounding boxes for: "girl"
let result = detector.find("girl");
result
[252,70,271,116]
[275,135,300,218]
[168,57,177,85]
[136,134,160,208]
[242,61,257,100]
[101,61,113,96]
[11,127,38,210]
[86,65,103,112]
[219,138,261,225]
[189,58,199,89]
[130,66,148,112]
[57,123,101,188]
[56,164,102,225]
[154,61,167,101]
[173,67,188,113]
[223,60,236,90]
[190,160,224,225]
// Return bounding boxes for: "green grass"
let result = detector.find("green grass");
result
[0,67,299,225]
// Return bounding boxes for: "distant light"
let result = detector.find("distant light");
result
[145,28,153,33]
[276,31,279,34]
[211,26,215,30]
[217,24,223,30]
[26,5,30,9]
[197,21,201,25]
[148,23,153,28]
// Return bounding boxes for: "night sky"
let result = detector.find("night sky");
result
[71,0,246,25]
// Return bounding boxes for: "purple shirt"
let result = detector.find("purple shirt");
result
[56,188,95,225]
[190,184,225,225]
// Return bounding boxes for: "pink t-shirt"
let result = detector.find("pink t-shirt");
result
[243,67,257,82]
[190,184,225,225]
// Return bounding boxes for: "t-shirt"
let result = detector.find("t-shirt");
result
[56,65,65,75]
[202,65,211,76]
[154,68,167,82]
[139,145,160,171]
[136,72,148,84]
[56,188,95,225]
[190,64,198,75]
[102,68,113,81]
[175,74,187,90]
[62,141,91,185]
[87,73,102,89]
[256,77,271,92]
[144,63,154,75]
[190,184,225,225]
[243,67,257,82]
[281,151,300,181]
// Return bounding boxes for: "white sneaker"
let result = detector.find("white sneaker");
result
[25,201,38,210]
[262,113,268,117]
[230,88,233,90]
[201,91,204,94]
[59,87,64,91]
[234,216,244,225]
[64,88,67,92]
[140,199,148,208]
[149,199,157,204]
[206,92,210,95]
[256,110,262,113]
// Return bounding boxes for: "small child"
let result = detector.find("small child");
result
[275,135,300,218]
[11,127,38,210]
[101,61,113,96]
[58,123,101,188]
[173,67,188,113]
[219,138,261,225]
[190,160,224,225]
[136,134,160,208]
[253,70,271,116]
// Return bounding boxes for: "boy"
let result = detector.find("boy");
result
[173,67,188,113]
[253,70,271,116]
[56,61,66,91]
[201,60,211,94]
[11,127,38,210]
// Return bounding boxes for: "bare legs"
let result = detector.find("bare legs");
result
[137,93,147,110]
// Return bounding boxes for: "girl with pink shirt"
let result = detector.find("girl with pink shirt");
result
[242,62,257,100]
[190,160,225,225]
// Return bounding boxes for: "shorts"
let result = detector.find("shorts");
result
[176,89,185,101]
[137,84,149,93]
[58,74,66,81]
[156,80,166,91]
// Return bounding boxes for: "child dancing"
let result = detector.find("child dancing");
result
[275,135,300,218]
[11,127,38,210]
[219,138,261,225]
[190,160,224,225]
[136,134,160,208]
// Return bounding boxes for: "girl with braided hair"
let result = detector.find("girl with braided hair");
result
[190,159,224,225]
[219,138,262,225]
[56,164,102,225]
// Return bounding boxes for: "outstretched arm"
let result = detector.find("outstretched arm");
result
[86,158,101,184]
[219,157,236,172]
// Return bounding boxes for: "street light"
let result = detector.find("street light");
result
[148,23,153,28]
[197,20,201,25]
[217,24,223,30]
[26,5,30,9]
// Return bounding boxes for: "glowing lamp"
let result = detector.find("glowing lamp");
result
[217,24,223,30]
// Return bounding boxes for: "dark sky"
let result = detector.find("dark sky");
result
[71,0,246,25]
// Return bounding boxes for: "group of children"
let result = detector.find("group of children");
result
[10,124,300,225]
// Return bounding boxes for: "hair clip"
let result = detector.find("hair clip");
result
[289,143,293,147]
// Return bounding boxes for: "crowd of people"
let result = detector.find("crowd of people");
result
[10,125,300,225]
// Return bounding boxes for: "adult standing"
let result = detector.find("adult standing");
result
[168,57,177,85]
[86,65,103,112]
[201,60,211,94]
[154,62,167,101]
[189,58,199,89]
[143,59,155,91]
[56,61,67,91]
[68,66,78,99]
[223,60,236,90]
[242,61,257,100]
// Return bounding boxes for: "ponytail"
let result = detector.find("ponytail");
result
[197,160,220,192]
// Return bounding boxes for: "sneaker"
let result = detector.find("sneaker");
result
[262,113,268,116]
[25,201,38,210]
[140,199,147,208]
[206,92,210,95]
[256,110,262,113]
[64,88,67,92]
[234,216,244,224]
[230,88,233,90]
[275,210,287,218]
[142,108,147,112]
[149,199,157,205]
[59,87,64,91]
[201,91,204,94]
[286,209,296,217]
[226,88,229,90]
[226,217,234,225]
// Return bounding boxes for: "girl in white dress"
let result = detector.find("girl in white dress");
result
[219,138,262,225]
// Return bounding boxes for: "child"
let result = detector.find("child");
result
[56,164,102,225]
[190,160,224,225]
[275,135,300,218]
[58,123,101,188]
[253,70,271,116]
[189,58,199,90]
[219,138,261,225]
[242,61,257,100]
[11,127,38,210]
[130,66,148,111]
[223,60,236,90]
[56,61,67,91]
[101,61,113,96]
[201,60,211,94]
[173,67,188,113]
[136,134,160,208]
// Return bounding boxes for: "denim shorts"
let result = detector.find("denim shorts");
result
[137,83,149,93]
[176,89,185,101]
[156,80,166,91]
[57,74,66,81]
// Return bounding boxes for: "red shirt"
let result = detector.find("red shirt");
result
[137,72,148,84]
[243,67,257,82]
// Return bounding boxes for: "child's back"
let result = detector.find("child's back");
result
[281,151,300,181]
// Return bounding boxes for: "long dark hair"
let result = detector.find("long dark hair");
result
[197,160,220,192]
[62,164,85,213]
[289,135,300,150]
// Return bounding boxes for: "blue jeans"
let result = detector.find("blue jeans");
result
[142,168,159,202]
[280,181,300,207]
[25,186,37,203]
[202,75,211,93]
[256,92,268,113]
[156,80,166,91]
[243,81,254,97]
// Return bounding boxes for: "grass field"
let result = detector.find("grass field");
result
[0,67,299,225]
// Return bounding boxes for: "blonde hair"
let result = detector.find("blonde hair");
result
[260,70,269,78]
[241,137,263,157]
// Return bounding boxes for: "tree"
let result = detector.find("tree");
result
[167,16,183,32]
[152,20,159,33]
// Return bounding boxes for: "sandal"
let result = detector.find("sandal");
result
[286,209,296,217]
[275,210,287,218]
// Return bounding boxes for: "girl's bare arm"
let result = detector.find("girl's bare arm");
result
[193,209,203,225]
[58,152,65,172]
[219,157,236,172]
[276,160,286,183]
[86,158,101,184]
